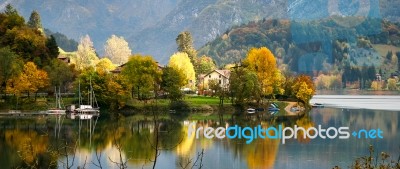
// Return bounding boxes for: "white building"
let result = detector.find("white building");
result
[199,69,231,90]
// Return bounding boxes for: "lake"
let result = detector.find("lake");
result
[0,95,399,169]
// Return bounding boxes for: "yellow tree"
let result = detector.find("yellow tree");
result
[295,82,314,105]
[168,52,196,89]
[292,75,315,106]
[6,62,49,102]
[244,47,283,97]
[121,54,162,100]
[371,81,381,90]
[387,78,398,91]
[23,62,49,95]
[6,74,29,97]
[96,57,116,74]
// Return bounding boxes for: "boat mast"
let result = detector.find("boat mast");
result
[58,86,62,109]
[79,79,81,106]
[54,86,57,108]
[90,76,93,107]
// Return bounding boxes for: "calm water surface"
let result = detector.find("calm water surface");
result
[0,95,399,169]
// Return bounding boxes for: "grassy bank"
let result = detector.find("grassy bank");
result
[1,95,292,118]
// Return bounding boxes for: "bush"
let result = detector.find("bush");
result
[169,100,190,112]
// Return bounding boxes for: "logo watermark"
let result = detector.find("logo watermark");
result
[188,123,383,144]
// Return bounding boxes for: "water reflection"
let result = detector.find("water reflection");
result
[0,107,398,168]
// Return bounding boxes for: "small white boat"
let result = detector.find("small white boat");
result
[77,114,94,120]
[247,108,256,114]
[312,103,324,108]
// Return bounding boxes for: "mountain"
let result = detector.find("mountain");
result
[7,0,180,57]
[198,18,400,77]
[5,0,400,64]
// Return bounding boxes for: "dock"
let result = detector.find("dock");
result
[0,111,65,117]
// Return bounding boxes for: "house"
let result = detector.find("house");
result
[110,63,126,74]
[57,54,70,63]
[199,69,231,91]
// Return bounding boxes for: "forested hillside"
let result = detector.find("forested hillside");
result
[199,18,400,89]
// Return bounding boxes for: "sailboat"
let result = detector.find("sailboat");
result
[47,86,66,115]
[74,77,100,119]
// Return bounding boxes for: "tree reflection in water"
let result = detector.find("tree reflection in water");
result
[0,111,315,168]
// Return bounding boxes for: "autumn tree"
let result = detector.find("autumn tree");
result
[121,54,162,100]
[197,55,216,74]
[387,78,398,91]
[161,66,185,101]
[243,47,283,98]
[96,57,116,74]
[168,52,196,90]
[3,26,50,66]
[7,62,49,100]
[371,81,382,90]
[74,35,98,70]
[0,6,25,43]
[176,31,197,66]
[0,47,23,96]
[104,35,131,65]
[292,75,315,106]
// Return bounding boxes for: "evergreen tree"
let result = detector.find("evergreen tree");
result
[176,31,197,68]
[27,10,42,29]
[46,35,59,58]
[4,4,17,15]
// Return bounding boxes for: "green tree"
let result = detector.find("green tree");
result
[46,35,59,58]
[168,52,196,90]
[44,59,75,91]
[161,66,185,101]
[104,35,132,65]
[197,55,216,74]
[27,10,43,33]
[229,66,261,106]
[208,79,221,97]
[77,68,129,109]
[0,47,23,97]
[4,4,17,15]
[121,54,162,100]
[176,31,197,66]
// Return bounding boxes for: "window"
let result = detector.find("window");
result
[219,75,221,78]
[209,75,211,78]
[219,80,221,84]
